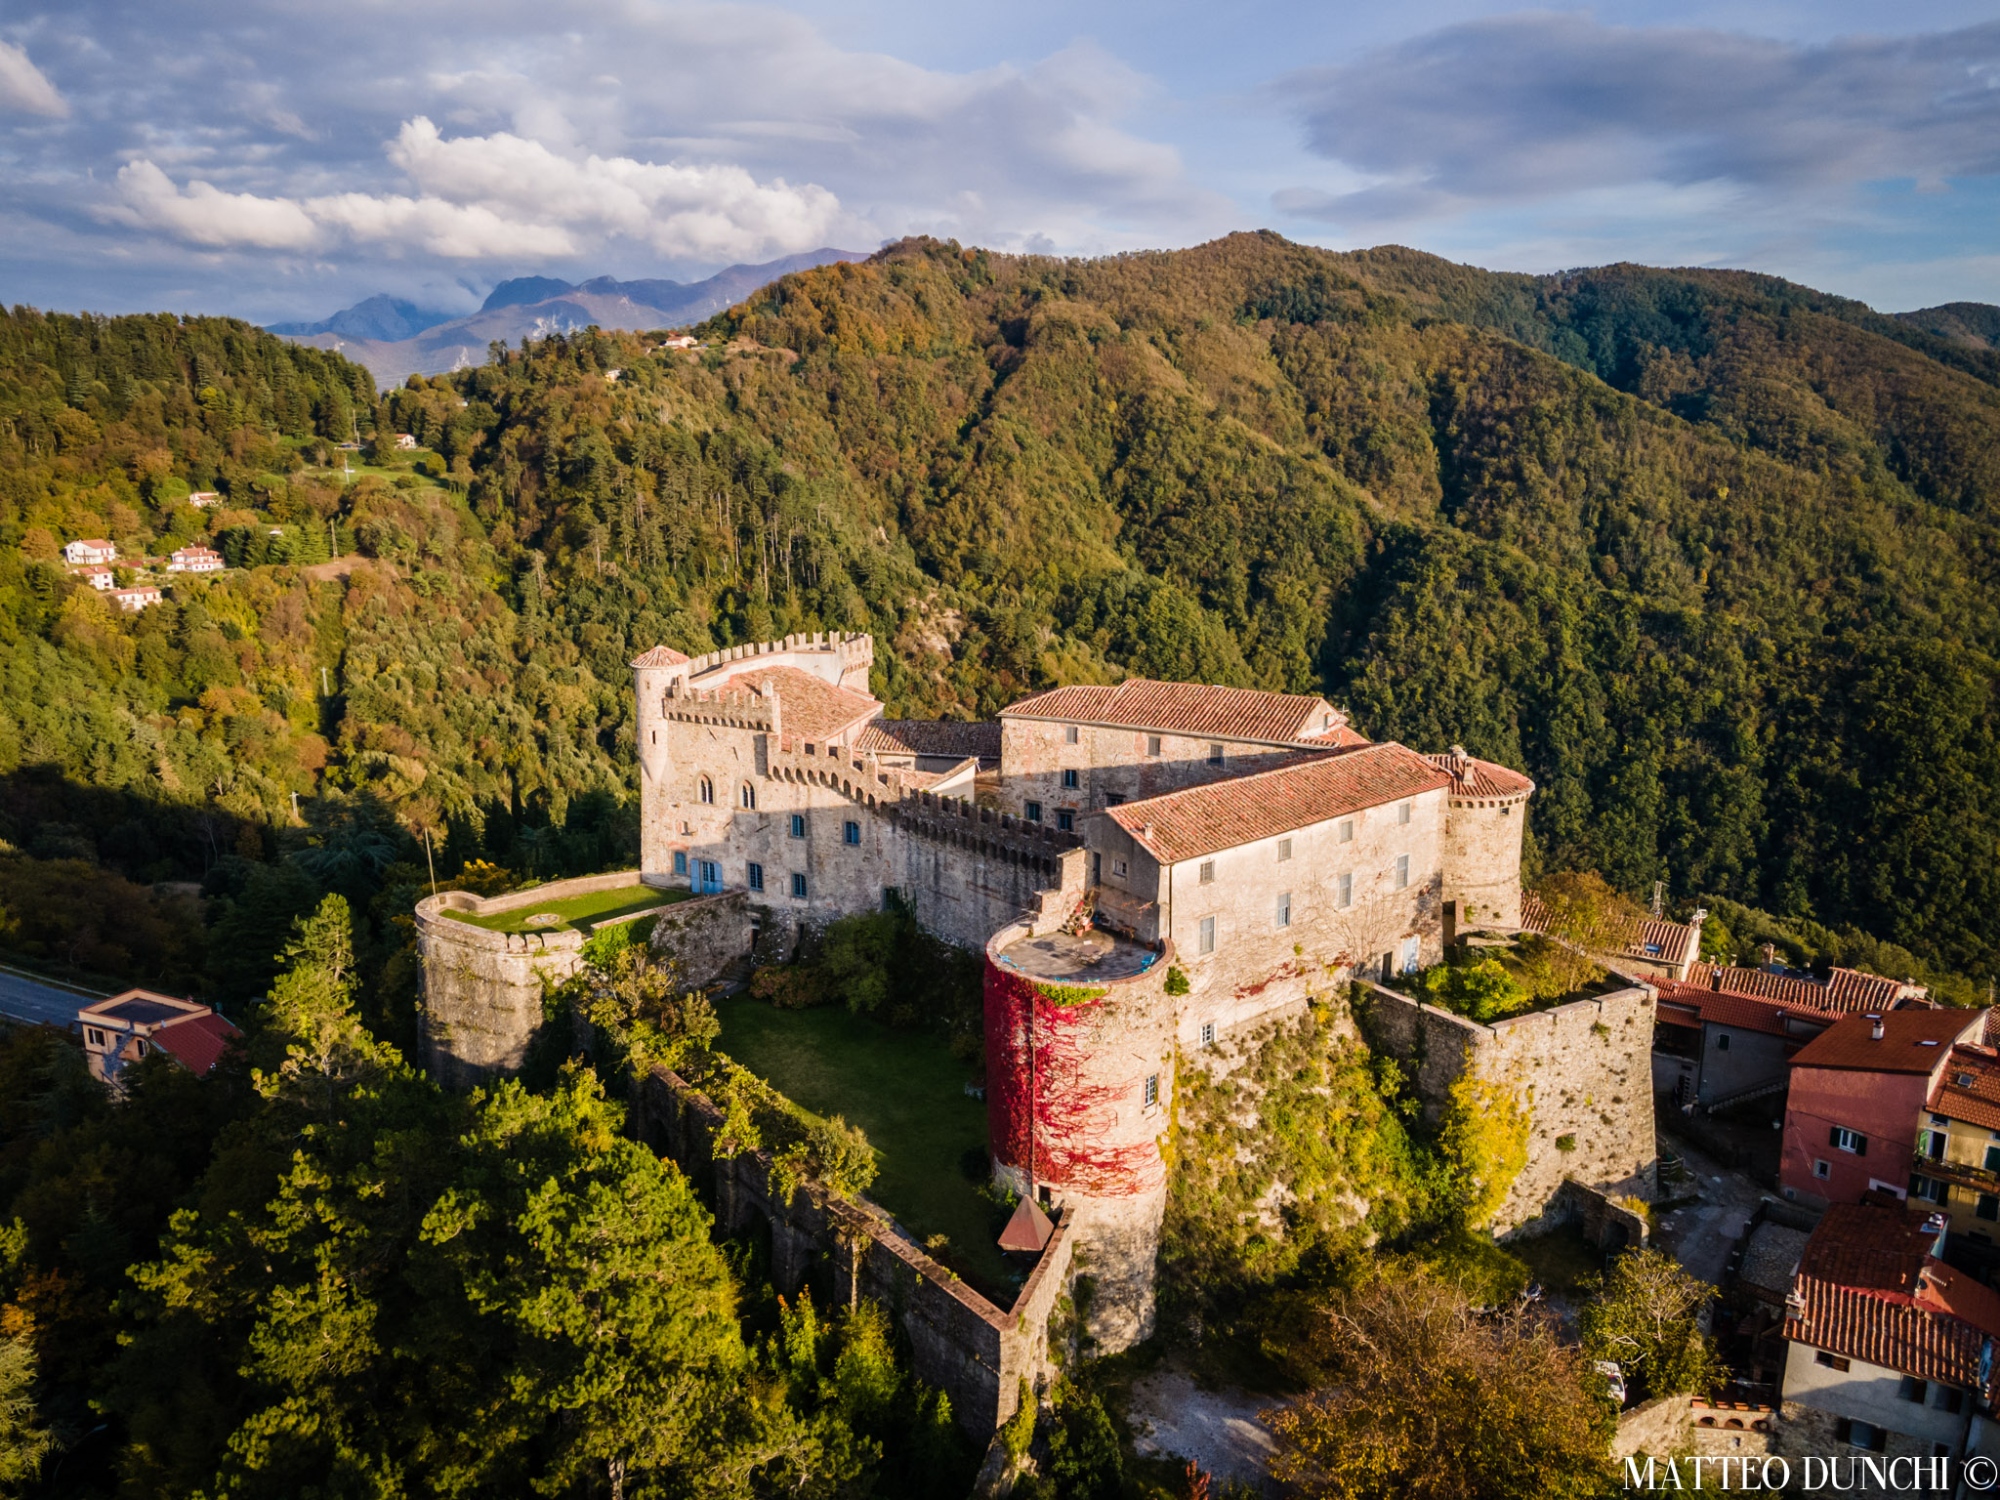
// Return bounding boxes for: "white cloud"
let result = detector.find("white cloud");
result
[108,117,845,262]
[0,39,66,118]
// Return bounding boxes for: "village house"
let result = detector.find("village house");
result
[167,545,225,574]
[1779,1009,1987,1210]
[1909,1041,2000,1241]
[78,991,239,1090]
[1655,964,1935,1114]
[109,585,163,612]
[63,538,117,566]
[1778,1199,2000,1464]
[1521,891,1705,982]
[393,433,418,450]
[187,491,221,508]
[73,565,115,591]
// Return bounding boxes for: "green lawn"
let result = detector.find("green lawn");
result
[713,997,1020,1304]
[442,884,686,935]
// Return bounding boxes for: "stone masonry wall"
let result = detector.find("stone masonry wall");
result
[1440,795,1528,931]
[416,874,744,1089]
[630,1065,1071,1437]
[1359,978,1658,1234]
[999,717,1313,825]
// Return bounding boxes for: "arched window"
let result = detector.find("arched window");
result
[698,776,714,805]
[740,782,756,810]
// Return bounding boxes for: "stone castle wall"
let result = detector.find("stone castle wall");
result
[415,874,746,1088]
[1358,977,1658,1234]
[630,1064,1071,1437]
[999,716,1309,824]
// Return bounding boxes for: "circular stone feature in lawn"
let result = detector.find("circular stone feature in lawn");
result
[523,912,563,927]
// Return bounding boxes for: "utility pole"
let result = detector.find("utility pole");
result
[322,666,331,696]
[329,519,338,559]
[423,827,437,898]
[1651,880,1665,917]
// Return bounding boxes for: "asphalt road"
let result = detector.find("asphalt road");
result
[0,967,102,1028]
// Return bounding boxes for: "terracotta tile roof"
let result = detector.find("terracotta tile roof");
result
[152,1011,239,1074]
[1928,1046,2000,1131]
[1002,679,1347,746]
[1425,747,1535,800]
[1787,1008,1984,1074]
[630,645,692,668]
[727,666,879,743]
[855,719,1002,766]
[1650,982,1843,1039]
[1104,743,1449,864]
[1679,962,1924,1013]
[1519,895,1699,968]
[1786,1202,2000,1395]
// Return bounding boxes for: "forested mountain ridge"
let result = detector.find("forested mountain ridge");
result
[4,232,2000,1005]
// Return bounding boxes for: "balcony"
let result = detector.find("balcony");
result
[1912,1150,2000,1195]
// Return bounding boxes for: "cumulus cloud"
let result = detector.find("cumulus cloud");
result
[1278,15,2000,224]
[109,118,843,261]
[0,39,66,117]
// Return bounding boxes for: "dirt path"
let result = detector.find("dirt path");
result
[1125,1368,1283,1493]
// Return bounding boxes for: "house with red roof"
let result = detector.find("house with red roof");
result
[62,538,117,566]
[1779,1198,2000,1462]
[1780,1009,1988,1210]
[1654,964,1935,1115]
[77,990,239,1090]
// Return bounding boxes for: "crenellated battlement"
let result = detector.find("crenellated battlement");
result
[661,683,779,733]
[681,630,873,687]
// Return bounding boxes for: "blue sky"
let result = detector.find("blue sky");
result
[1,0,1996,323]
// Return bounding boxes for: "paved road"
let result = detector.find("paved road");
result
[0,967,103,1028]
[1653,1131,1770,1288]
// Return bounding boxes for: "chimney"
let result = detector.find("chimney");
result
[1869,1014,1885,1041]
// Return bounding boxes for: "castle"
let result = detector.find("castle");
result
[622,630,1538,1345]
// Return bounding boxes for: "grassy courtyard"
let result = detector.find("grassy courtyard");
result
[713,997,1019,1303]
[442,883,686,935]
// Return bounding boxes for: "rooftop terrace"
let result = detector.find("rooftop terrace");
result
[440,881,686,935]
[993,927,1160,983]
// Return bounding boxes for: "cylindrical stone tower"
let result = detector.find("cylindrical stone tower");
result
[983,921,1176,1352]
[1433,746,1535,931]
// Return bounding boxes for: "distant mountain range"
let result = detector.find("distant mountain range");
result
[269,249,868,385]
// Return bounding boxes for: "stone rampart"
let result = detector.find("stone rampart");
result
[416,874,744,1089]
[1358,977,1658,1234]
[630,1065,1070,1437]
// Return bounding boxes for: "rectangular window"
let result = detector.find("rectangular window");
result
[1277,838,1292,862]
[789,813,806,838]
[1836,1420,1886,1453]
[1208,742,1224,765]
[1913,1176,1947,1204]
[1025,801,1042,823]
[1065,724,1079,744]
[790,873,808,899]
[1813,1159,1831,1179]
[1938,1388,1965,1414]
[1112,859,1128,877]
[85,1028,104,1048]
[1146,735,1162,757]
[1398,801,1412,826]
[1899,1376,1929,1404]
[1062,768,1080,789]
[1106,794,1125,807]
[843,820,861,845]
[1979,1194,2000,1222]
[1985,1143,2000,1173]
[1715,1033,1731,1052]
[1143,1074,1159,1108]
[1394,854,1410,890]
[1932,1113,1951,1126]
[1198,916,1216,955]
[1401,936,1420,974]
[1057,810,1075,832]
[1830,1126,1867,1156]
[1200,1022,1215,1048]
[1338,873,1353,909]
[1199,861,1215,885]
[747,862,764,892]
[1276,892,1292,928]
[1816,1351,1851,1372]
[673,850,688,876]
[1338,818,1354,843]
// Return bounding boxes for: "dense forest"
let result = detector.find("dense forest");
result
[5,232,1999,1001]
